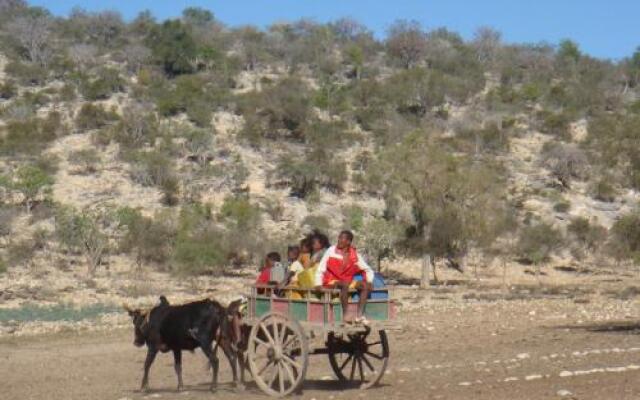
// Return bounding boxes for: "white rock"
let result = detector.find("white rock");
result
[517,353,530,359]
[525,374,543,381]
[559,371,573,377]
[557,389,573,397]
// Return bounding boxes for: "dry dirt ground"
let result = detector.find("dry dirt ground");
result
[3,290,640,400]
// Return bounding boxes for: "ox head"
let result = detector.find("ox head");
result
[123,304,148,347]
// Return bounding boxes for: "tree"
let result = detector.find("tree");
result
[12,165,53,212]
[473,26,502,65]
[610,212,640,264]
[8,14,52,66]
[375,132,506,280]
[517,222,563,282]
[68,44,98,71]
[182,7,214,27]
[55,207,109,276]
[540,143,589,189]
[146,20,197,75]
[386,20,427,69]
[361,217,402,271]
[122,44,151,73]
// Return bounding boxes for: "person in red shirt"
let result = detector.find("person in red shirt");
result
[256,252,282,293]
[314,230,374,323]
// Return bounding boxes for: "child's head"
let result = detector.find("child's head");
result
[312,232,330,252]
[265,252,281,268]
[299,237,312,254]
[287,245,300,262]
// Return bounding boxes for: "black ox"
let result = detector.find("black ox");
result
[124,296,243,392]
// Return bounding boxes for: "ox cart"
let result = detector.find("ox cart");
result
[242,285,401,397]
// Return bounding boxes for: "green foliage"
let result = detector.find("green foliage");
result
[610,212,640,262]
[220,195,262,231]
[567,217,606,252]
[553,201,571,213]
[0,116,59,155]
[590,178,617,202]
[0,81,17,99]
[457,122,509,153]
[361,217,402,270]
[0,257,6,274]
[239,77,311,143]
[68,149,100,174]
[517,222,563,264]
[116,207,175,267]
[11,165,54,210]
[75,103,119,132]
[302,214,331,233]
[151,75,217,127]
[537,110,572,139]
[4,61,47,85]
[0,303,119,322]
[146,19,197,75]
[107,107,158,148]
[342,204,364,232]
[55,206,109,275]
[79,68,125,100]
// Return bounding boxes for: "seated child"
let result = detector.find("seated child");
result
[256,252,282,294]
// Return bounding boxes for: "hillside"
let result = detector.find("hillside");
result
[2,2,640,324]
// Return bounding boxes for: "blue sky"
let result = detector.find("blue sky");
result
[29,0,640,60]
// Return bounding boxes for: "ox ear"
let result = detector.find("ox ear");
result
[123,303,139,317]
[159,295,169,306]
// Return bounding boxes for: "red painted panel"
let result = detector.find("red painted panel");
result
[272,299,289,315]
[309,302,325,323]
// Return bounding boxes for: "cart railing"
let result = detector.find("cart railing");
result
[247,284,398,327]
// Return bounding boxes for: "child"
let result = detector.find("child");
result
[256,252,282,294]
[286,245,303,284]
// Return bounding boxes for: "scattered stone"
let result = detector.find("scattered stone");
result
[517,353,530,359]
[525,374,543,381]
[559,371,573,377]
[557,389,573,397]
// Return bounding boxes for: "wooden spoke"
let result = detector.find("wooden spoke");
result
[349,356,357,380]
[258,359,274,377]
[361,354,376,372]
[282,354,302,370]
[278,363,285,393]
[339,354,353,371]
[328,330,389,389]
[248,313,309,397]
[281,358,297,384]
[365,351,384,360]
[259,322,275,345]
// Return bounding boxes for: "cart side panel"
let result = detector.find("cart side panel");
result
[308,302,326,324]
[365,302,388,320]
[255,297,271,318]
[290,300,308,321]
[272,298,289,315]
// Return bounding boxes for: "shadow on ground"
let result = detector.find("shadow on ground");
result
[555,321,640,335]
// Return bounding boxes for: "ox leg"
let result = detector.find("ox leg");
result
[141,348,157,391]
[221,342,242,391]
[201,344,219,391]
[173,349,183,391]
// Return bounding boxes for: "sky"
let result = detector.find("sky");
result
[28,0,640,60]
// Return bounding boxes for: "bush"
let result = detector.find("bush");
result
[0,257,6,274]
[107,106,158,148]
[537,110,572,139]
[540,143,588,189]
[610,212,640,262]
[302,215,331,233]
[12,165,54,211]
[591,179,617,202]
[7,239,38,267]
[219,195,261,231]
[117,208,176,268]
[553,201,571,213]
[568,217,606,252]
[55,207,109,275]
[0,81,17,99]
[75,103,119,132]
[517,222,563,264]
[128,150,172,184]
[4,61,47,85]
[79,68,125,100]
[342,204,364,232]
[68,149,100,175]
[146,20,197,75]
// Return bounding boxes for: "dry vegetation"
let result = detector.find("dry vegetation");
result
[1,0,640,316]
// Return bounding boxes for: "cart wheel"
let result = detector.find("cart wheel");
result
[328,329,389,389]
[247,313,309,397]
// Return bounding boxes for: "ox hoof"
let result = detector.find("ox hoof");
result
[235,383,246,392]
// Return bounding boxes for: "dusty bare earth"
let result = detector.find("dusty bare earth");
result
[3,287,640,400]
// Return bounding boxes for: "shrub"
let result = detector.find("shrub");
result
[75,103,119,132]
[553,201,571,213]
[0,112,63,155]
[537,110,572,139]
[219,195,261,231]
[302,215,331,233]
[540,143,589,189]
[517,222,563,264]
[0,257,6,274]
[342,204,364,232]
[108,106,158,148]
[79,68,125,100]
[7,238,38,267]
[117,207,176,268]
[568,217,606,252]
[68,149,100,175]
[146,20,197,76]
[0,81,17,99]
[129,150,176,189]
[609,212,640,262]
[590,178,617,202]
[13,165,54,211]
[4,61,47,85]
[55,207,109,275]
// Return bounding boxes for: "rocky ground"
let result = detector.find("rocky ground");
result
[3,260,640,399]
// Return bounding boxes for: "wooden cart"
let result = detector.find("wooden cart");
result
[243,285,401,397]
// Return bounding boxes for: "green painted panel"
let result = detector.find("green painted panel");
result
[333,304,342,322]
[290,301,307,321]
[255,298,270,317]
[364,302,388,320]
